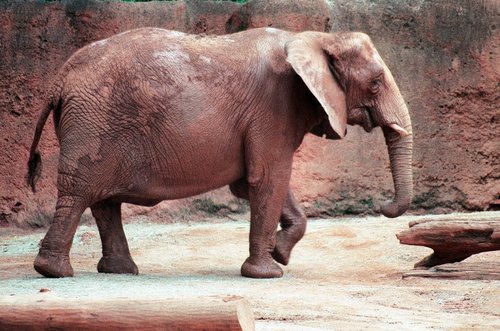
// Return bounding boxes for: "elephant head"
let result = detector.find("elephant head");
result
[286,32,413,218]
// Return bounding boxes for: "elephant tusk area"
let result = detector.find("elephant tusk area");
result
[388,123,410,137]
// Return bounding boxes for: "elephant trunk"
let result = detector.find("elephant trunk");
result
[380,125,413,218]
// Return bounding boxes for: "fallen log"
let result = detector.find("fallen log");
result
[0,297,255,331]
[396,215,500,269]
[402,261,500,280]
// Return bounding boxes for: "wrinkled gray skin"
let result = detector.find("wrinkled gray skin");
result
[28,27,413,279]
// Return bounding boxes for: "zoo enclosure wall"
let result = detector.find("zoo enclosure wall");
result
[0,0,498,227]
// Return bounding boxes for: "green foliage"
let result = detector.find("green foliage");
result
[309,197,376,217]
[192,198,249,216]
[26,211,94,228]
[26,211,52,228]
[118,0,247,3]
[119,0,173,2]
[42,0,248,2]
[192,198,226,215]
[336,198,375,215]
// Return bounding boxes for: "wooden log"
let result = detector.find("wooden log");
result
[402,261,500,280]
[396,215,500,269]
[0,297,255,331]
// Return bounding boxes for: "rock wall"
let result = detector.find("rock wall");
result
[0,0,498,227]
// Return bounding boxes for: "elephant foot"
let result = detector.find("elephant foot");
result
[34,250,74,278]
[241,256,283,278]
[97,255,139,275]
[272,230,293,265]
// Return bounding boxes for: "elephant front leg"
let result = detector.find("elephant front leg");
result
[230,181,306,266]
[91,201,138,275]
[241,168,291,278]
[272,190,307,266]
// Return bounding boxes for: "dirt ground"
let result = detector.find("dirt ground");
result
[1,212,499,330]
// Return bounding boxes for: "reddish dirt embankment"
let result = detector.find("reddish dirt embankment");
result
[0,0,498,227]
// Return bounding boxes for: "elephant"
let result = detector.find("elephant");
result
[27,27,413,279]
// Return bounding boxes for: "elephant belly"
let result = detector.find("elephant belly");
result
[154,160,245,200]
[121,136,246,203]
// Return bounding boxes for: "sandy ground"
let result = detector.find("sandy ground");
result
[1,212,499,330]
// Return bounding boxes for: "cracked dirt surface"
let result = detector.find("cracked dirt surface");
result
[1,212,499,330]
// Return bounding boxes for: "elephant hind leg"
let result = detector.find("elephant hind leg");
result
[34,195,87,278]
[90,201,138,275]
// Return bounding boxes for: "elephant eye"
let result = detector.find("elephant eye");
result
[370,78,382,93]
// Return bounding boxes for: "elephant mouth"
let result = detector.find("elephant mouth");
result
[362,107,374,132]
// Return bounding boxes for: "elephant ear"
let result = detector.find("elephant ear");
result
[286,37,347,138]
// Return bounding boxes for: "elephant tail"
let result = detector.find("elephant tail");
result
[27,98,59,192]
